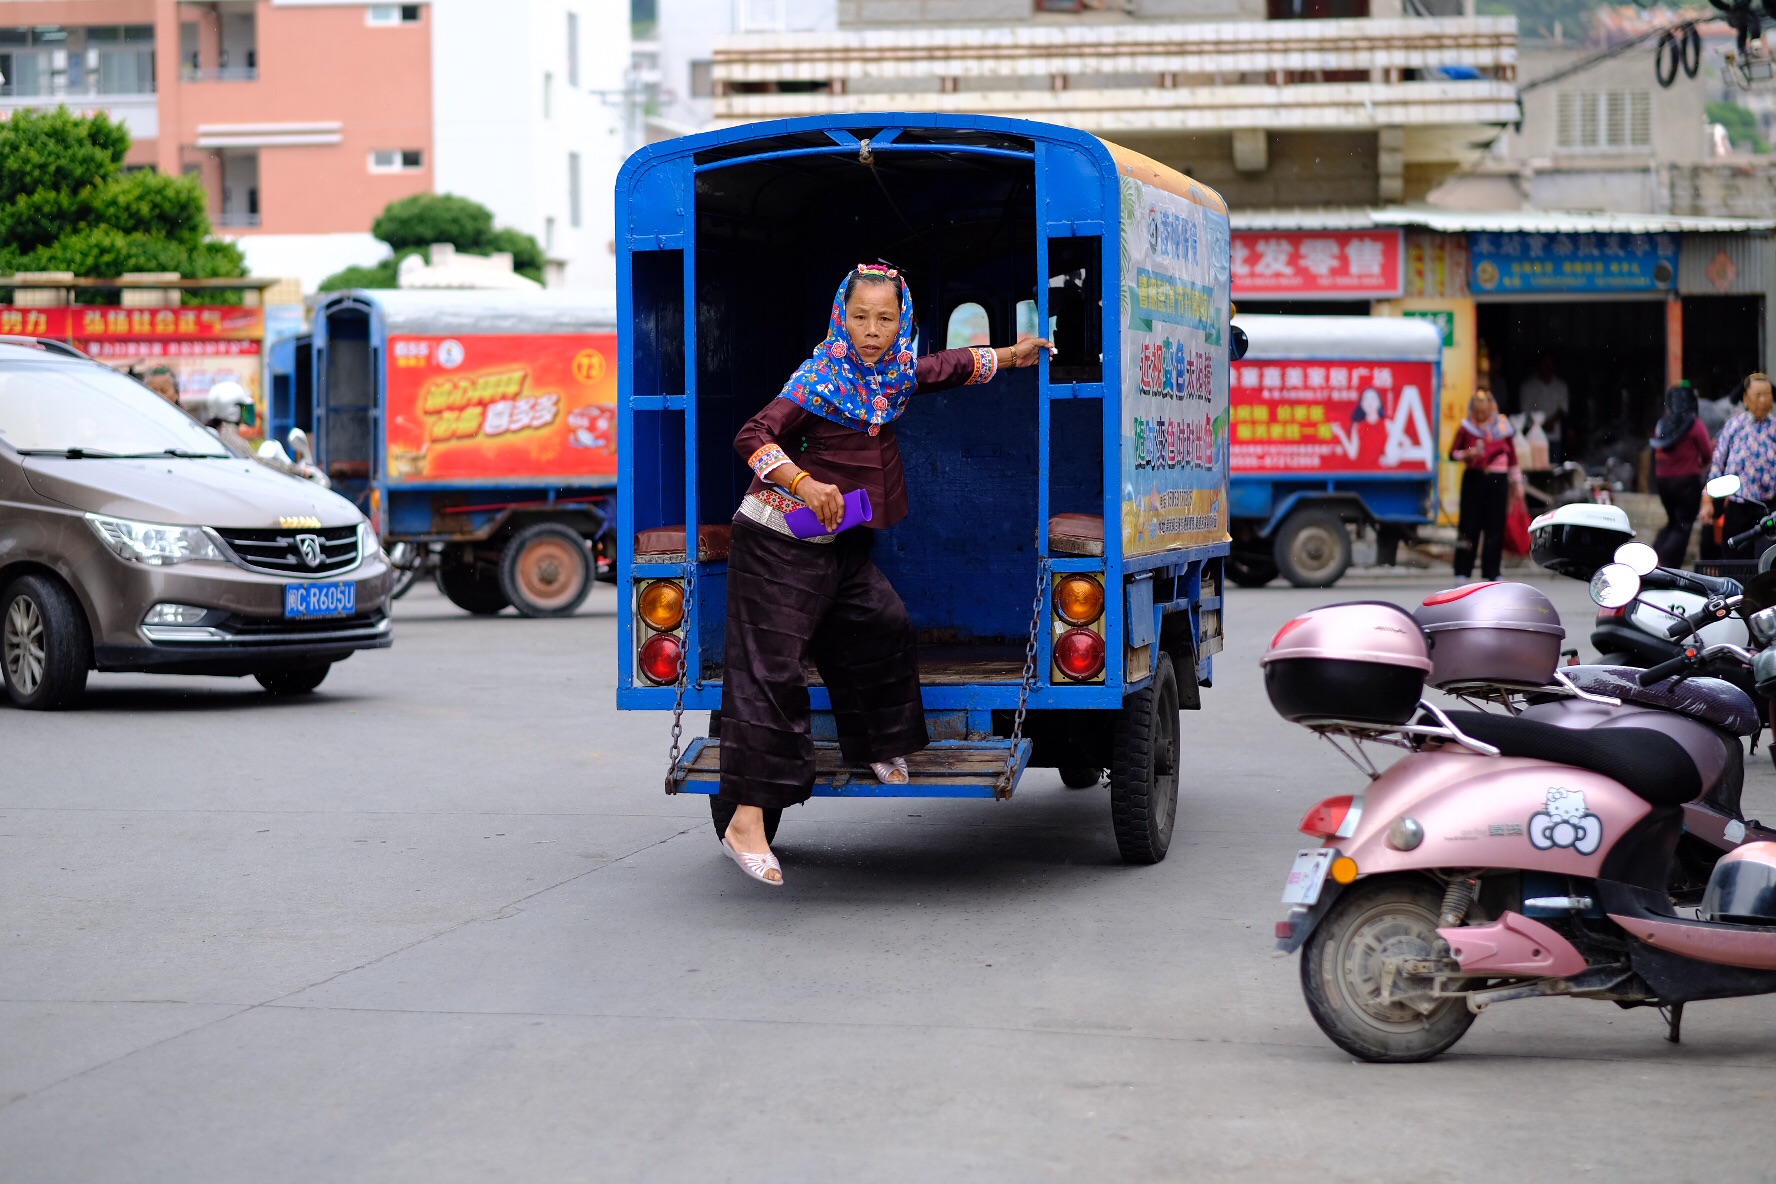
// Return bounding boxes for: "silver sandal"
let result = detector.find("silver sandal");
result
[871,756,909,785]
[722,835,784,887]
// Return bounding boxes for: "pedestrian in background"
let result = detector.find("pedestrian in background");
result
[1650,382,1712,568]
[1702,372,1776,560]
[1449,390,1520,582]
[142,366,180,407]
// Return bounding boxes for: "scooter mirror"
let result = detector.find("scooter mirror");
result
[256,440,292,465]
[1706,473,1743,500]
[287,428,314,464]
[1590,562,1642,609]
[1614,541,1660,576]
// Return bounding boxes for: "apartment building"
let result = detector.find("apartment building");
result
[0,0,629,290]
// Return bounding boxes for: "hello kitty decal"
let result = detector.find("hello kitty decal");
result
[1528,787,1604,855]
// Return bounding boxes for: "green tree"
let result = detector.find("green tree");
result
[0,107,245,298]
[1708,100,1770,153]
[319,192,546,290]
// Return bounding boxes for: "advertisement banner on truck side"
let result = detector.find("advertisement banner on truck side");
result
[384,333,618,484]
[1119,175,1231,558]
[1229,358,1438,475]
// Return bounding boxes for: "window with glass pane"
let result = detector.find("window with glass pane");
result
[947,303,990,349]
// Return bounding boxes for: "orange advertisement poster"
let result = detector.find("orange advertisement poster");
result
[384,334,617,484]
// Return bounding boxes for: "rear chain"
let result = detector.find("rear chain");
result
[997,558,1048,799]
[662,563,697,794]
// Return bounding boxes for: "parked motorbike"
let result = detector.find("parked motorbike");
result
[1266,584,1776,1062]
[1531,487,1754,694]
[255,427,332,489]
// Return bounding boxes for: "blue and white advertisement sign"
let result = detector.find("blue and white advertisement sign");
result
[1469,232,1678,295]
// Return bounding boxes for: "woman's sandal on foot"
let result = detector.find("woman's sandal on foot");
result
[871,756,909,785]
[722,835,784,886]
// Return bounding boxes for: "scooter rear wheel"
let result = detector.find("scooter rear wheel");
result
[1301,876,1475,1062]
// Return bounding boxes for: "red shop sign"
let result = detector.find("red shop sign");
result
[1231,230,1404,299]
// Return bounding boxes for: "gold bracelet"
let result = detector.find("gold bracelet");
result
[788,470,810,496]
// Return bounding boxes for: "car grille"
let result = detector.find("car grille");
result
[214,525,361,577]
[218,610,387,637]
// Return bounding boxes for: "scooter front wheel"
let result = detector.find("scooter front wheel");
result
[1301,876,1475,1063]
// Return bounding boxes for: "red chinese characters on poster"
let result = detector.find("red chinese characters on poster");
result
[1230,359,1437,474]
[1230,230,1404,299]
[384,334,617,484]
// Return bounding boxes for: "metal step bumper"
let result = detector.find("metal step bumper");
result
[666,737,1034,800]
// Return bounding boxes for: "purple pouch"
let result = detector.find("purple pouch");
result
[783,488,872,539]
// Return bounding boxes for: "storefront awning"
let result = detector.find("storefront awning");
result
[1232,206,1776,235]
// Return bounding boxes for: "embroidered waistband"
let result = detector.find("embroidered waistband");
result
[736,492,836,544]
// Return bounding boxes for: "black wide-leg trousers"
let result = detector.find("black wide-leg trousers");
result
[717,519,928,809]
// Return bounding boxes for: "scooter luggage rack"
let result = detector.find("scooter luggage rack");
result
[1300,700,1501,780]
[1440,668,1624,714]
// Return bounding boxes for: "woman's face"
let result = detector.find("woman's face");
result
[1748,380,1773,421]
[1469,395,1493,423]
[843,280,901,365]
[1360,388,1383,418]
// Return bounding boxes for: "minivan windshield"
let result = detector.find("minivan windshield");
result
[0,360,230,458]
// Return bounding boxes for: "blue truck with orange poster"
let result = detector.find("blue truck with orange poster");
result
[268,290,619,617]
[614,114,1239,862]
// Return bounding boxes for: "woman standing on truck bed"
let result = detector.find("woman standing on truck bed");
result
[717,263,1051,886]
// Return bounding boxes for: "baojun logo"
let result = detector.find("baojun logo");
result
[295,534,325,569]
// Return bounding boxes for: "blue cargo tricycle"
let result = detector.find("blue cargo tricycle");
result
[615,114,1235,862]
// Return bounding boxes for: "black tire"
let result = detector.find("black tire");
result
[1227,553,1279,587]
[709,798,781,845]
[437,558,510,616]
[387,541,423,600]
[254,664,331,695]
[1,575,90,710]
[1109,651,1180,864]
[1275,508,1352,588]
[499,523,593,618]
[1059,766,1101,789]
[1300,876,1476,1063]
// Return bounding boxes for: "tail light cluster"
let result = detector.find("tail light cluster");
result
[635,578,688,685]
[1052,573,1106,682]
[1300,794,1363,839]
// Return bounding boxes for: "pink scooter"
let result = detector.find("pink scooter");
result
[1265,578,1776,1063]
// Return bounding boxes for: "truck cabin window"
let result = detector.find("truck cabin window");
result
[1048,236,1102,385]
[946,302,990,349]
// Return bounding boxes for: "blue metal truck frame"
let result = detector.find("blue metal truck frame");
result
[614,113,1231,856]
[268,293,618,614]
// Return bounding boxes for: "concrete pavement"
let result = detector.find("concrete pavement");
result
[4,572,1774,1182]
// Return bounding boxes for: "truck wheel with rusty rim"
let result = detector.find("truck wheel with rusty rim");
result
[500,524,593,618]
[1275,507,1351,588]
[1,574,90,710]
[1109,651,1179,864]
[1300,875,1475,1062]
[436,557,510,616]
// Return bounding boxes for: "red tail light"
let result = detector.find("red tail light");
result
[638,633,684,685]
[1595,605,1628,620]
[1054,628,1106,680]
[1300,794,1358,839]
[1270,616,1311,649]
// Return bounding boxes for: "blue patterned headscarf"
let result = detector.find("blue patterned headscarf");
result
[778,265,917,438]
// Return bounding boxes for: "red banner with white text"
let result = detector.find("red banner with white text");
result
[1231,230,1404,299]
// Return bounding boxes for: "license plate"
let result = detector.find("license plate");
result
[1281,848,1335,906]
[285,581,355,619]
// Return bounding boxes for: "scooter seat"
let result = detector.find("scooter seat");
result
[1562,666,1761,737]
[1443,710,1702,808]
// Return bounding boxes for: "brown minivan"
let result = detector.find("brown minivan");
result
[0,338,392,708]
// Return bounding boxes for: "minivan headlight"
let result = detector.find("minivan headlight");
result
[357,520,381,558]
[85,513,224,566]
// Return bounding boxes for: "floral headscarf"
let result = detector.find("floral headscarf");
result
[778,265,918,437]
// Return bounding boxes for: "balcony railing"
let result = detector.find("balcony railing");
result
[215,212,261,228]
[181,67,260,83]
[712,16,1519,132]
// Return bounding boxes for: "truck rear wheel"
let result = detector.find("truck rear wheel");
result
[500,524,593,618]
[1109,652,1180,864]
[1227,553,1279,587]
[1275,508,1352,588]
[437,558,510,616]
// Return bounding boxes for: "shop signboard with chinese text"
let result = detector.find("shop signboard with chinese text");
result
[1231,230,1404,299]
[1469,233,1678,294]
[384,334,617,484]
[1120,174,1232,557]
[1230,359,1437,475]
